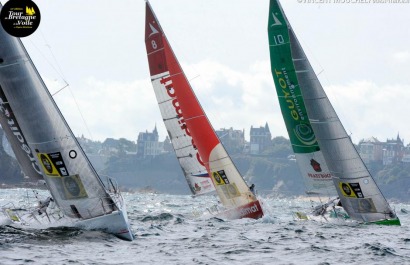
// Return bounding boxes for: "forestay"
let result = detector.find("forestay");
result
[268,0,399,225]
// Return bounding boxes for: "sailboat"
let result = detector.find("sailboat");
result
[268,0,399,225]
[0,5,134,239]
[145,1,263,219]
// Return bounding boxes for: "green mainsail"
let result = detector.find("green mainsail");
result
[268,0,335,197]
[268,1,318,154]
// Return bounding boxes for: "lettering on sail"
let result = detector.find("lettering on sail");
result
[274,68,305,121]
[0,91,42,176]
[160,76,205,166]
[308,173,332,179]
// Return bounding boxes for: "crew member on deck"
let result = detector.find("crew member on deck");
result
[249,184,256,196]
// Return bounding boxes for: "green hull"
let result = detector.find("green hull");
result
[365,218,401,226]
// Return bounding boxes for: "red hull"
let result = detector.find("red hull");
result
[216,200,264,220]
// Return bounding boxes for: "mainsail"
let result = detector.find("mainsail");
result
[267,1,336,200]
[144,3,214,196]
[145,1,262,219]
[268,0,399,225]
[0,5,134,239]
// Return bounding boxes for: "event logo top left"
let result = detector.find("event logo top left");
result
[0,0,41,37]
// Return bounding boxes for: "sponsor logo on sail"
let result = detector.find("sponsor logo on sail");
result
[274,68,306,122]
[273,68,317,146]
[294,124,316,146]
[148,22,159,37]
[160,75,205,166]
[308,173,332,179]
[194,183,201,192]
[37,152,70,177]
[270,12,282,27]
[192,175,213,192]
[40,154,53,174]
[212,170,229,185]
[62,174,88,199]
[357,198,377,213]
[310,159,322,172]
[339,182,364,198]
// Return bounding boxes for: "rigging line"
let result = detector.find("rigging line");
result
[67,86,96,142]
[39,30,68,81]
[27,37,68,87]
[35,30,96,143]
[188,74,200,82]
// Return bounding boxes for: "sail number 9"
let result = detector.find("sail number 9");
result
[273,34,285,45]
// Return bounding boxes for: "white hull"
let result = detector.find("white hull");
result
[1,193,134,241]
[74,209,134,241]
[2,208,134,241]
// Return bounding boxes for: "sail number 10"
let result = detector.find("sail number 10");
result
[272,34,285,45]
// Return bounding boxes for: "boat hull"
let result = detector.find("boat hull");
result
[2,209,134,241]
[216,200,264,220]
[1,195,134,241]
[294,210,401,226]
[366,218,401,226]
[75,209,134,241]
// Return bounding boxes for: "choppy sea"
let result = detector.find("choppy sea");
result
[1,188,410,265]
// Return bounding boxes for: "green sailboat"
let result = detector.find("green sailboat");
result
[268,0,399,225]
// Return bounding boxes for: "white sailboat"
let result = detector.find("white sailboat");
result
[0,5,134,239]
[268,0,399,225]
[145,1,263,219]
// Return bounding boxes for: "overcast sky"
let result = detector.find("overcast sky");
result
[11,0,410,144]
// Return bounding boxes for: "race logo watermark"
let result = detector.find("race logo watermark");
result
[0,0,41,37]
